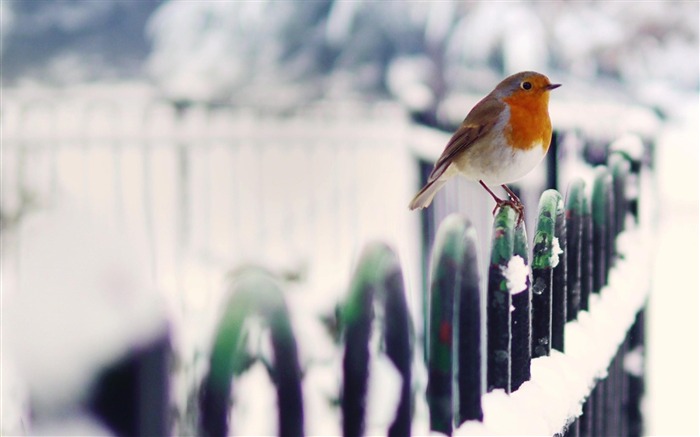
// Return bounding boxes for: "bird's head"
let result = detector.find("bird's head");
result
[494,71,561,104]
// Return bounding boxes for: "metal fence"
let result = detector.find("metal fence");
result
[1,94,654,436]
[188,144,650,436]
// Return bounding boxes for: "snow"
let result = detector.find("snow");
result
[645,103,699,435]
[502,255,529,295]
[285,283,343,436]
[501,5,548,74]
[623,346,644,378]
[2,3,698,432]
[230,362,279,436]
[365,352,404,435]
[3,201,167,414]
[456,224,654,435]
[550,237,564,269]
[27,413,114,437]
[0,354,28,436]
[2,86,695,435]
[610,133,645,160]
[386,56,437,113]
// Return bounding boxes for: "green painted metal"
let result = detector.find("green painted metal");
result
[552,192,567,352]
[200,266,303,437]
[592,167,613,229]
[609,153,631,236]
[532,190,561,270]
[510,221,532,391]
[565,178,586,321]
[490,206,517,268]
[487,206,516,393]
[580,191,593,311]
[531,190,563,358]
[342,242,399,326]
[592,167,614,292]
[342,242,413,437]
[426,214,482,434]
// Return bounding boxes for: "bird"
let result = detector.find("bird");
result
[408,71,560,224]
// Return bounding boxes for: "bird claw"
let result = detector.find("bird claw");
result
[492,199,525,226]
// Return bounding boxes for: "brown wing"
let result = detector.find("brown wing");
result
[426,96,505,183]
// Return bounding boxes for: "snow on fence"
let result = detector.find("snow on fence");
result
[1,93,653,436]
[187,147,650,436]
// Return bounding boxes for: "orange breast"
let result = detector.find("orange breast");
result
[502,95,552,152]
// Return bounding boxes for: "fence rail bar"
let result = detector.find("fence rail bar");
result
[580,192,593,312]
[510,222,532,391]
[426,214,483,434]
[531,190,559,358]
[487,206,517,393]
[552,194,568,352]
[454,223,483,427]
[609,154,631,236]
[592,167,614,293]
[198,267,303,437]
[341,242,412,437]
[565,179,586,322]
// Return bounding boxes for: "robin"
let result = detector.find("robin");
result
[409,71,560,224]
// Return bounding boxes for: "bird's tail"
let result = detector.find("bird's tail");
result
[408,178,447,210]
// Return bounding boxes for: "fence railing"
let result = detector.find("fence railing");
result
[188,150,647,436]
[2,94,654,436]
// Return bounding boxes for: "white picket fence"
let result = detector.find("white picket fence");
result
[1,89,435,391]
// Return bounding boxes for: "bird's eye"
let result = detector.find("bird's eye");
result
[521,81,532,90]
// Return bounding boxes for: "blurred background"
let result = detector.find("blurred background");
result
[1,1,698,436]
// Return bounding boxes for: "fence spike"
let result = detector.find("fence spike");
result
[198,267,304,437]
[609,154,631,238]
[580,192,593,312]
[426,214,483,434]
[626,310,646,436]
[455,220,483,426]
[565,179,586,321]
[341,242,412,437]
[531,190,561,358]
[552,192,567,352]
[510,221,532,391]
[592,167,614,293]
[487,206,516,393]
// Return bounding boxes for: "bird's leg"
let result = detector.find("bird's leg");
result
[478,180,525,224]
[479,180,505,205]
[501,184,521,204]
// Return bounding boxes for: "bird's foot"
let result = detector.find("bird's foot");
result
[492,199,525,226]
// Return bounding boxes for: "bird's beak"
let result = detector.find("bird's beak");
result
[546,83,562,90]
